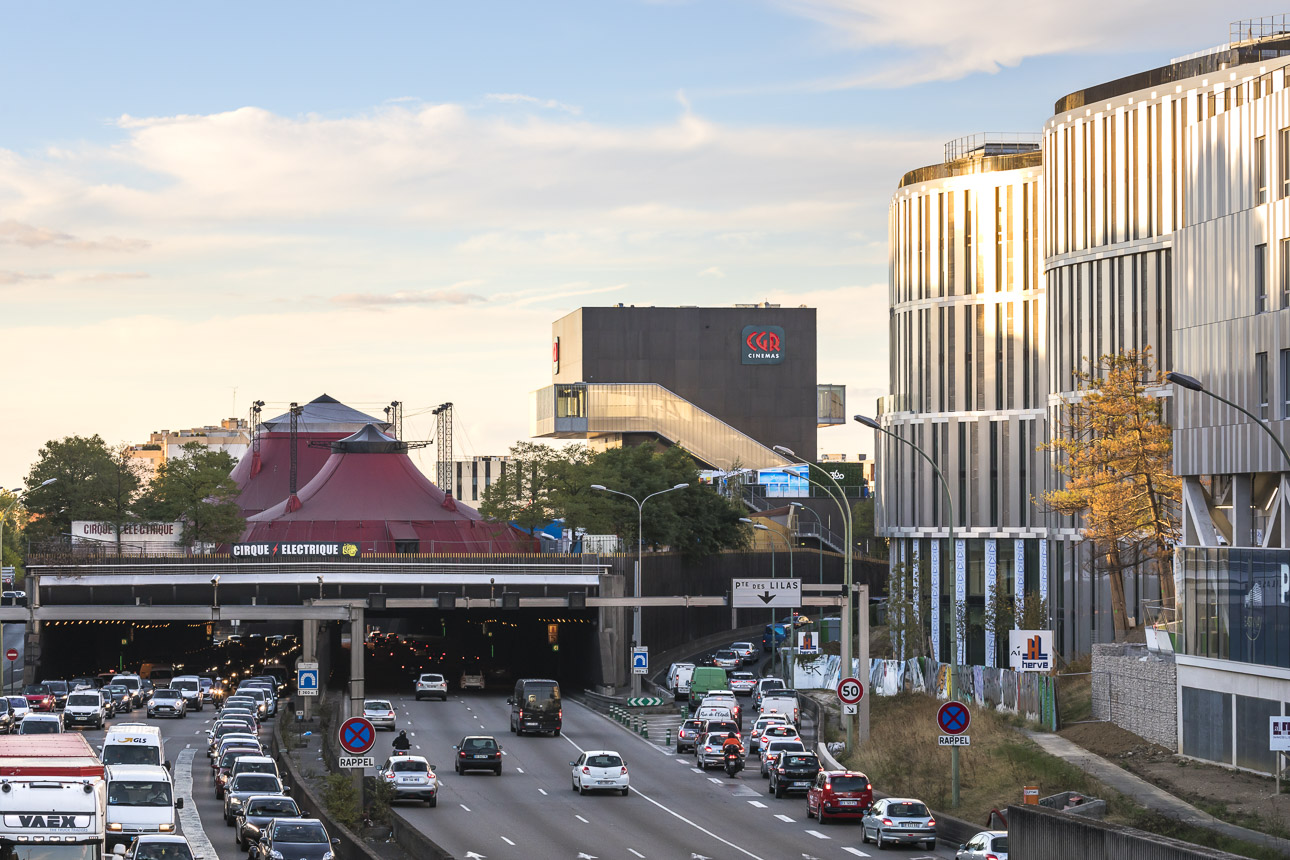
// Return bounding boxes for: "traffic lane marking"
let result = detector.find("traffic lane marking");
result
[774,814,793,822]
[806,829,829,839]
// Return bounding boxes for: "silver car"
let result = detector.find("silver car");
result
[414,673,448,701]
[363,699,397,731]
[862,797,938,851]
[378,755,438,805]
[223,773,287,826]
[957,830,1008,860]
[694,732,737,769]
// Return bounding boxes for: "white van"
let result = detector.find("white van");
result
[171,676,204,712]
[105,764,182,848]
[694,705,735,723]
[102,724,168,770]
[667,663,695,700]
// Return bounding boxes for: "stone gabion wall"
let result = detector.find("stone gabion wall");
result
[1091,643,1178,750]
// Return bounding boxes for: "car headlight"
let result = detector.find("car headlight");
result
[107,824,122,832]
[228,797,242,806]
[322,853,334,860]
[159,824,174,832]
[269,852,284,860]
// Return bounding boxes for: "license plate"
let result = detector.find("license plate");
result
[839,800,858,806]
[524,722,537,727]
[792,781,809,787]
[399,778,418,783]
[474,755,488,759]
[598,780,614,785]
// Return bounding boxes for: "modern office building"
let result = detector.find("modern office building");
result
[444,455,511,504]
[127,418,251,484]
[532,304,843,470]
[879,17,1290,774]
[877,134,1048,666]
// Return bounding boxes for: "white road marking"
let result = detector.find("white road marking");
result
[690,768,704,774]
[806,830,829,839]
[538,788,548,796]
[707,777,723,784]
[747,801,767,808]
[460,804,472,812]
[500,836,515,846]
[629,851,645,859]
[575,815,589,823]
[515,767,523,773]
[841,848,871,857]
[775,814,793,823]
[675,758,688,764]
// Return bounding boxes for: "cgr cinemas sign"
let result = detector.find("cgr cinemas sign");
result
[741,325,784,365]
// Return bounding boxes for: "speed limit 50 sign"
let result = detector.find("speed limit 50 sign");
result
[837,677,865,706]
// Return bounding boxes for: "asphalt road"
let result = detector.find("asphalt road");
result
[385,690,960,860]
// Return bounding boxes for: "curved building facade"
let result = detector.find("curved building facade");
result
[878,138,1047,666]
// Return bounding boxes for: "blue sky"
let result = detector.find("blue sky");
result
[0,1,1265,485]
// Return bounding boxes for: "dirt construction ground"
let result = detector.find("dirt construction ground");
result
[1060,720,1290,838]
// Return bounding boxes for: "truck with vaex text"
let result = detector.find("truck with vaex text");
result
[0,733,107,860]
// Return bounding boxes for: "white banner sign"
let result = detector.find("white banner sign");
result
[1009,629,1054,672]
[1271,716,1290,752]
[732,578,802,608]
[338,756,375,769]
[71,521,184,543]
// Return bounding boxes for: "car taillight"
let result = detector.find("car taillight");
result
[777,767,785,774]
[384,773,395,780]
[459,751,467,757]
[518,709,524,719]
[620,766,627,775]
[985,855,998,860]
[866,783,872,790]
[882,818,893,827]
[581,767,590,774]
[927,817,936,826]
[559,708,563,719]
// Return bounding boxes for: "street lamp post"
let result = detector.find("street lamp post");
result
[772,445,860,750]
[854,413,962,807]
[748,521,795,675]
[591,482,690,695]
[1166,372,1290,467]
[791,502,825,584]
[0,479,56,695]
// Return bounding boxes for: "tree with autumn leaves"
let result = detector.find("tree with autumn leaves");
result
[1042,347,1180,641]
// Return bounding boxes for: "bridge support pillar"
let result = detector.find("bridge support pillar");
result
[348,606,365,717]
[301,618,318,721]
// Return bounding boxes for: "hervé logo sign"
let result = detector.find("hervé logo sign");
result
[741,325,785,365]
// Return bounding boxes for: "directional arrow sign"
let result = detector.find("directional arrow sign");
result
[731,578,801,608]
[626,697,663,707]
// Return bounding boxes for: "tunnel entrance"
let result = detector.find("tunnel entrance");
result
[339,608,600,693]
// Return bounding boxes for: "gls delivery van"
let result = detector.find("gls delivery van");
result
[102,724,168,770]
[105,764,181,849]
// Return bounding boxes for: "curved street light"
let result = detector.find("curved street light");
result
[591,482,690,695]
[1165,371,1290,467]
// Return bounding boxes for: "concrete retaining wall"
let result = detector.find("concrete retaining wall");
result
[1091,643,1177,750]
[1008,803,1248,860]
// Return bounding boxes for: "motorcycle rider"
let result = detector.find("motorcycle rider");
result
[392,730,411,753]
[721,731,743,758]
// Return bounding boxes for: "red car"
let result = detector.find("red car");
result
[22,684,55,712]
[807,770,873,823]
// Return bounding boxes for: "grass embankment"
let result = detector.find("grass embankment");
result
[836,692,1286,860]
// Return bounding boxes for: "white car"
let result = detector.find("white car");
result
[363,699,397,731]
[414,673,448,701]
[64,690,108,728]
[378,755,438,806]
[957,830,1008,860]
[728,671,757,695]
[570,750,629,796]
[18,713,63,734]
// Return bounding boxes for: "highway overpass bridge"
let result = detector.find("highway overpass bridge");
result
[18,552,854,694]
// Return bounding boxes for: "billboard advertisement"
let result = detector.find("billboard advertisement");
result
[71,521,184,543]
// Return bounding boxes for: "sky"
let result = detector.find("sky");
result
[0,0,1267,487]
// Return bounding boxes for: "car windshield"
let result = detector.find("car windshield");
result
[6,697,24,708]
[831,776,869,791]
[22,685,49,695]
[154,689,178,698]
[732,673,754,681]
[233,775,279,792]
[103,746,161,766]
[172,680,198,691]
[462,738,497,751]
[134,842,194,860]
[420,675,443,683]
[782,754,818,768]
[108,780,173,806]
[586,754,622,768]
[391,760,427,773]
[274,824,328,843]
[248,799,297,815]
[365,701,392,711]
[220,751,255,768]
[68,694,100,706]
[20,718,59,734]
[887,802,929,817]
[237,761,276,776]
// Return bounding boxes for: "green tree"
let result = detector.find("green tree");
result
[885,558,932,660]
[851,498,887,559]
[135,444,244,546]
[23,435,121,543]
[478,442,592,533]
[99,445,145,554]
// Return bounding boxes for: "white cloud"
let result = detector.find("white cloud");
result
[699,266,726,278]
[484,93,582,114]
[0,219,149,252]
[774,0,1241,86]
[332,282,488,308]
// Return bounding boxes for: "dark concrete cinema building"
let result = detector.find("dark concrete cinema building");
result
[533,304,840,469]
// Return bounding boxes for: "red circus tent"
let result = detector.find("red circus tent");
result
[241,424,536,554]
[230,394,390,517]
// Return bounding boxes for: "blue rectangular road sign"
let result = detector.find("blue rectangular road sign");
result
[297,662,319,697]
[631,646,648,675]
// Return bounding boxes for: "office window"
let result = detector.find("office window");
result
[1282,239,1290,309]
[1282,349,1290,419]
[1256,352,1269,420]
[1280,127,1290,197]
[1256,135,1268,203]
[1256,243,1269,314]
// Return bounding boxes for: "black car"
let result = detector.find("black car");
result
[0,698,12,734]
[103,684,133,713]
[453,735,503,775]
[252,818,338,860]
[768,751,821,799]
[234,795,301,851]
